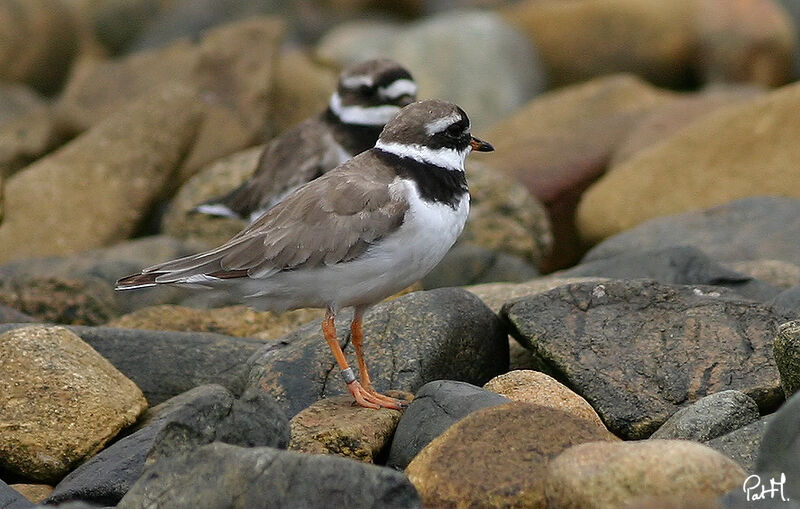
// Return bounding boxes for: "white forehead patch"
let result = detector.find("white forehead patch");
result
[329,92,401,126]
[340,74,373,89]
[375,140,470,172]
[424,112,465,136]
[378,79,417,100]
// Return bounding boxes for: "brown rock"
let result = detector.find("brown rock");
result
[405,402,618,509]
[0,85,203,263]
[577,82,800,244]
[9,483,52,504]
[289,393,410,463]
[486,74,671,270]
[545,440,747,509]
[502,0,697,88]
[695,0,796,87]
[271,49,337,135]
[484,370,604,428]
[0,275,119,325]
[108,304,323,339]
[0,83,60,177]
[725,259,800,290]
[0,326,148,482]
[56,17,285,179]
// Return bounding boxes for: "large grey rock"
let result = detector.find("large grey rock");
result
[386,380,510,469]
[47,384,288,506]
[755,391,800,500]
[560,245,780,302]
[0,324,264,406]
[651,390,760,442]
[502,279,784,439]
[707,415,773,473]
[583,197,800,265]
[769,286,800,319]
[247,288,508,417]
[0,479,33,509]
[117,442,421,509]
[421,243,539,289]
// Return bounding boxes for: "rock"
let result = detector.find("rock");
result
[387,381,510,469]
[0,0,85,94]
[622,497,724,509]
[462,160,552,266]
[466,276,608,314]
[117,442,421,509]
[57,17,284,179]
[289,394,409,463]
[246,288,508,417]
[695,0,795,87]
[421,243,539,289]
[9,484,50,504]
[108,304,323,339]
[502,280,784,439]
[76,0,161,55]
[774,320,800,398]
[777,0,800,78]
[0,86,203,263]
[582,196,800,265]
[0,326,147,482]
[577,83,800,244]
[651,390,760,442]
[726,259,800,290]
[770,286,800,319]
[0,323,265,406]
[754,391,800,500]
[46,384,288,506]
[317,10,545,130]
[707,416,772,473]
[0,479,33,509]
[0,83,60,177]
[611,85,764,166]
[162,145,258,247]
[484,370,604,427]
[545,440,746,509]
[271,48,337,135]
[486,74,671,270]
[502,0,697,88]
[0,304,35,323]
[406,402,618,509]
[0,275,119,325]
[557,245,780,302]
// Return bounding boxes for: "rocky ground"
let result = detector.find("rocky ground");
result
[1,0,800,508]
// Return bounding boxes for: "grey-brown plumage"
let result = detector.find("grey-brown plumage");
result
[194,59,417,221]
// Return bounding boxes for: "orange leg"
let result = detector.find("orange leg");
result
[350,307,407,410]
[322,308,403,410]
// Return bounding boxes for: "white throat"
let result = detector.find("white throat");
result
[329,92,401,126]
[375,140,470,172]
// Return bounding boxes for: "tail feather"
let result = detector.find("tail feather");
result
[115,272,160,291]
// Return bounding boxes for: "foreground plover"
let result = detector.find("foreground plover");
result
[117,100,493,410]
[195,58,418,222]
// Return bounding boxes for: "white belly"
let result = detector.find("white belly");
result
[240,180,470,312]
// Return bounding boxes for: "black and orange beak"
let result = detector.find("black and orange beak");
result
[470,136,494,152]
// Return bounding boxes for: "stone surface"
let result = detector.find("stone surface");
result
[247,288,508,417]
[502,0,697,88]
[577,84,800,244]
[486,74,671,270]
[0,275,119,325]
[774,320,800,397]
[707,416,772,473]
[557,245,780,302]
[754,391,800,500]
[0,326,147,482]
[8,484,50,504]
[117,442,421,509]
[484,370,604,428]
[0,479,33,509]
[58,17,284,178]
[0,86,203,263]
[502,280,784,439]
[0,84,59,177]
[466,276,608,314]
[406,402,618,509]
[76,0,161,55]
[387,380,510,470]
[651,390,760,442]
[0,304,35,323]
[726,259,800,290]
[421,243,540,289]
[271,48,337,135]
[46,384,288,506]
[770,286,800,320]
[695,0,795,87]
[108,304,323,340]
[289,394,408,463]
[582,196,800,265]
[0,323,265,407]
[545,440,747,509]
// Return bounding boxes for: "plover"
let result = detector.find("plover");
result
[195,58,418,222]
[116,100,493,410]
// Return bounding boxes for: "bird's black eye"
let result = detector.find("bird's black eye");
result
[445,124,463,138]
[359,85,375,97]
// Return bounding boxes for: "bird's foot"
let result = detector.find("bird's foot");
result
[347,381,407,410]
